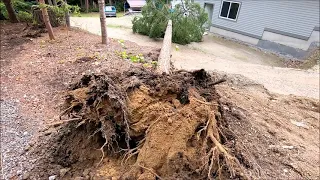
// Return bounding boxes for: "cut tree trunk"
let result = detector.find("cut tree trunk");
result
[85,0,89,13]
[3,0,18,23]
[157,20,172,74]
[39,0,55,40]
[98,0,107,44]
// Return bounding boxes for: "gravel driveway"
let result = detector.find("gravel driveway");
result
[70,16,319,99]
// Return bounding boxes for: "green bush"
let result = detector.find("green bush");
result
[0,2,9,19]
[114,1,124,12]
[89,7,99,12]
[17,11,33,22]
[132,0,208,45]
[0,0,34,21]
[50,5,66,24]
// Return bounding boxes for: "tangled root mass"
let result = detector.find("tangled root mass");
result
[59,67,247,180]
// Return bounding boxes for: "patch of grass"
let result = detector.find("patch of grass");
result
[116,12,124,17]
[71,12,100,17]
[71,12,124,18]
[107,24,131,29]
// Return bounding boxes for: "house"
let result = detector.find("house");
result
[195,0,320,58]
[126,0,146,11]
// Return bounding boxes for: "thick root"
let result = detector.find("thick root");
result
[206,111,247,179]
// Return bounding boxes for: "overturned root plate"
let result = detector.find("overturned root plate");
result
[54,68,247,179]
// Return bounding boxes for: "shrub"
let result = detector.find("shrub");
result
[0,2,8,19]
[17,11,33,23]
[132,0,208,45]
[114,1,124,12]
[0,0,34,21]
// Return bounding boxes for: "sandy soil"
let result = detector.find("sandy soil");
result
[70,16,320,99]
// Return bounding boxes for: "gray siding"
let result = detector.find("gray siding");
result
[197,0,320,39]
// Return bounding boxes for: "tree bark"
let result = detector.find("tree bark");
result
[39,0,55,40]
[64,0,70,28]
[47,0,53,6]
[3,0,18,23]
[108,0,112,5]
[85,0,89,13]
[52,0,57,6]
[98,0,107,44]
[157,20,172,74]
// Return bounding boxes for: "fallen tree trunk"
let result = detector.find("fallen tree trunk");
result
[156,20,172,74]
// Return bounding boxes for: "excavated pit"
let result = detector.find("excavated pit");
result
[52,67,248,179]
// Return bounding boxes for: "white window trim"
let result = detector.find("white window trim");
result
[219,0,241,21]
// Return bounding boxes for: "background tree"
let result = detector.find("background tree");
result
[85,0,89,12]
[98,0,107,44]
[3,0,18,23]
[39,0,55,40]
[132,0,208,45]
[64,0,71,28]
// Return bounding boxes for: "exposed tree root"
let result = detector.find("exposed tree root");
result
[204,110,247,180]
[137,164,163,180]
[55,68,248,179]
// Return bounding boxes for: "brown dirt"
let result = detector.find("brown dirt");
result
[1,22,319,180]
[31,68,248,180]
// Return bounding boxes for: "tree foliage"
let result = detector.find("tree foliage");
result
[0,0,36,22]
[0,0,79,24]
[132,0,208,45]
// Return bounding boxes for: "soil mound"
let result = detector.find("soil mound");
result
[49,67,248,180]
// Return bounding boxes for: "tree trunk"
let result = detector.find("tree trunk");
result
[85,0,89,13]
[108,0,112,5]
[98,0,107,44]
[3,0,18,23]
[52,0,57,6]
[80,0,83,8]
[47,0,53,6]
[39,0,55,40]
[64,0,70,28]
[157,20,172,74]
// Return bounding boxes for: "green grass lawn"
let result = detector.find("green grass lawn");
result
[71,12,124,18]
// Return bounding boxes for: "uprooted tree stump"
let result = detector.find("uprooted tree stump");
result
[47,17,246,180]
[54,65,247,179]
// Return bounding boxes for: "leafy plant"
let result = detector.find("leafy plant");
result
[17,11,33,22]
[0,0,35,20]
[0,2,8,19]
[129,54,145,63]
[132,0,208,45]
[120,51,128,59]
[118,39,126,48]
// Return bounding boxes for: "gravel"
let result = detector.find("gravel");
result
[0,100,39,179]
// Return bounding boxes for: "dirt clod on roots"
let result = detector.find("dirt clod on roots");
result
[58,67,247,179]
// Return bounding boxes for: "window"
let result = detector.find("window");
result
[219,1,240,20]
